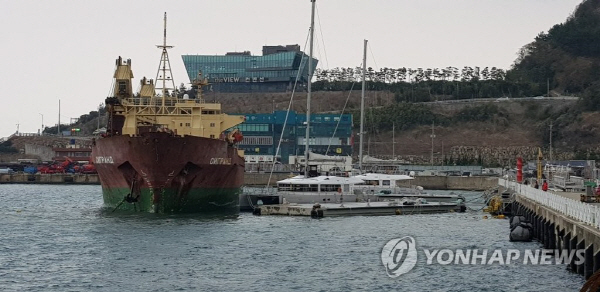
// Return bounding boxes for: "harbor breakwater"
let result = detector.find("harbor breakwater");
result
[0,172,498,190]
[500,179,600,281]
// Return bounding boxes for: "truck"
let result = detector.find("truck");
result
[0,168,15,174]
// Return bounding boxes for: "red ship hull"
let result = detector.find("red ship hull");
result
[91,132,244,213]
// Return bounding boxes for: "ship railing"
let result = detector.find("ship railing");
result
[499,178,600,229]
[245,163,297,173]
[242,186,278,196]
[123,97,209,107]
[14,132,41,137]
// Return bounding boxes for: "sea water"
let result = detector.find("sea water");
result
[0,185,585,291]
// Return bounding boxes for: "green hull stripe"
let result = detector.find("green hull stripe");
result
[103,187,241,213]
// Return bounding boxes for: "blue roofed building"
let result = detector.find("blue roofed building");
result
[234,110,353,164]
[182,45,318,93]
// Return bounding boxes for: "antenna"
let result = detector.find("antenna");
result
[155,12,176,109]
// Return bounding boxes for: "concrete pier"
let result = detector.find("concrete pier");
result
[0,173,100,184]
[501,179,600,280]
[258,201,459,217]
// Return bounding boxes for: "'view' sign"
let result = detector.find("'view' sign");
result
[212,77,265,83]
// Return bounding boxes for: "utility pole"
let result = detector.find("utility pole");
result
[442,141,444,166]
[392,122,395,158]
[15,123,19,134]
[430,121,435,166]
[58,99,61,135]
[39,113,43,135]
[549,122,553,162]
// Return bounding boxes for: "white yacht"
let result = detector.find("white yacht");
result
[273,172,464,204]
[352,173,465,203]
[276,174,364,204]
[275,172,420,204]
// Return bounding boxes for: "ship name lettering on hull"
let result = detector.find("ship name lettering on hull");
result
[210,158,232,165]
[95,156,114,164]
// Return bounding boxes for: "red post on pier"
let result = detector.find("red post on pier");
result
[517,157,523,183]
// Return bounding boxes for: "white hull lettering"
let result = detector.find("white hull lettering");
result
[209,158,232,165]
[95,156,114,164]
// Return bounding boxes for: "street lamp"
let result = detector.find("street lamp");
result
[430,122,435,166]
[39,113,44,135]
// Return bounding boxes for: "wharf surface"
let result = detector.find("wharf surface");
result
[0,172,290,185]
[0,173,100,184]
[0,172,497,191]
[258,201,459,217]
[500,179,600,281]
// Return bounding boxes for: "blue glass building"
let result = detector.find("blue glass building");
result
[234,110,353,164]
[182,45,318,93]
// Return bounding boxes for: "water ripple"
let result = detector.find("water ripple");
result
[0,186,584,291]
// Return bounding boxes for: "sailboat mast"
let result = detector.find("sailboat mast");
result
[304,0,316,177]
[359,39,367,174]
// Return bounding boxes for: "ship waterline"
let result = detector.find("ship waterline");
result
[101,186,241,213]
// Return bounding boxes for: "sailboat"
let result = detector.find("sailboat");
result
[273,0,367,204]
[348,41,464,204]
[275,30,465,205]
[271,3,416,204]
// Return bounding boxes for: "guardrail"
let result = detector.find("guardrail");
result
[499,178,600,229]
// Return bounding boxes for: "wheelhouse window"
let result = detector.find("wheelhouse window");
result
[364,180,379,186]
[118,81,127,94]
[320,184,341,192]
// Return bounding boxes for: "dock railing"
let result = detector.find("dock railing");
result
[499,178,600,229]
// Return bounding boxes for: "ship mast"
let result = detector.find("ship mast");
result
[304,0,316,178]
[155,12,176,111]
[359,39,367,174]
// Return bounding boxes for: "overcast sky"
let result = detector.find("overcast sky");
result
[0,0,582,138]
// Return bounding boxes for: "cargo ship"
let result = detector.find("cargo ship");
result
[92,13,245,213]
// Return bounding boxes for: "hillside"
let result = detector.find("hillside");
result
[15,92,595,167]
[25,0,600,166]
[509,0,600,107]
[212,91,588,159]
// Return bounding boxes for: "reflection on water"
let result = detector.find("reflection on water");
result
[102,207,241,221]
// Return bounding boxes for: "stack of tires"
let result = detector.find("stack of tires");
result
[509,215,533,242]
